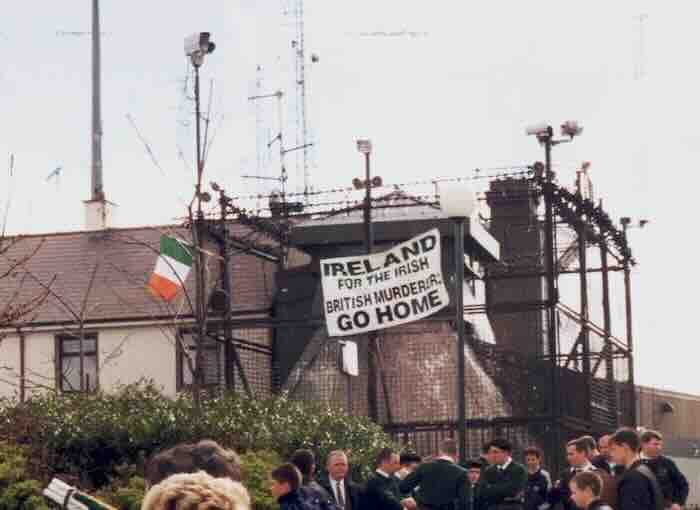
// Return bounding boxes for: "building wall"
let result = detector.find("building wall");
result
[1,325,180,399]
[0,335,21,399]
[637,385,700,439]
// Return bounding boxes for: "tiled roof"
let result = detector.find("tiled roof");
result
[0,223,278,326]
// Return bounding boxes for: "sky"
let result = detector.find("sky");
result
[0,1,698,394]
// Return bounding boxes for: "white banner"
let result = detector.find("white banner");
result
[320,228,450,337]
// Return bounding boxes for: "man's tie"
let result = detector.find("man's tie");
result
[336,480,346,509]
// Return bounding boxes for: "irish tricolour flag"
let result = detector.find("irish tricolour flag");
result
[147,235,193,301]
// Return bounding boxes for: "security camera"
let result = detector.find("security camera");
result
[184,32,215,66]
[561,120,583,138]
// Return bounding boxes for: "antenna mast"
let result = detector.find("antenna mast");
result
[291,0,311,201]
[91,0,104,200]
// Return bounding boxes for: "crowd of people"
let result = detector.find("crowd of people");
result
[135,427,689,510]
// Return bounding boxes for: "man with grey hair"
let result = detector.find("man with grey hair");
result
[321,450,362,510]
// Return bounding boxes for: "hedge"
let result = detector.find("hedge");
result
[0,381,395,506]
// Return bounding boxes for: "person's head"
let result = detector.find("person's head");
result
[569,471,603,510]
[290,449,316,482]
[640,430,663,459]
[399,452,422,474]
[438,438,458,460]
[467,460,482,484]
[142,471,251,510]
[566,439,590,468]
[579,436,598,459]
[524,447,542,472]
[485,438,512,466]
[326,450,349,481]
[481,443,493,465]
[270,463,302,499]
[598,435,611,458]
[376,447,401,475]
[145,440,242,488]
[609,428,641,467]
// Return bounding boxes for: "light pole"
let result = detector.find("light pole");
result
[355,139,391,422]
[526,120,582,472]
[620,216,647,425]
[185,32,215,408]
[439,181,477,465]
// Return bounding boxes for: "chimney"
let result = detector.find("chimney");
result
[84,198,116,231]
[84,0,116,230]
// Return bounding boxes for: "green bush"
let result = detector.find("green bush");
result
[240,451,282,510]
[0,442,49,510]
[0,381,395,491]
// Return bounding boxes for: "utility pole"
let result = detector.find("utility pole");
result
[542,131,561,468]
[620,217,636,425]
[355,139,393,424]
[185,32,216,410]
[527,120,582,471]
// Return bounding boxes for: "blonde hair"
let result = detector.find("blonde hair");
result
[141,471,251,510]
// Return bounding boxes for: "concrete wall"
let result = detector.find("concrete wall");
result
[0,325,179,399]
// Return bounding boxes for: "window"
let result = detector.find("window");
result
[56,334,98,392]
[176,330,223,390]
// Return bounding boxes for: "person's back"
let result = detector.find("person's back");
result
[609,428,664,510]
[399,439,469,510]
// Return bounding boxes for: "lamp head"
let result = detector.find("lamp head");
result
[439,181,476,219]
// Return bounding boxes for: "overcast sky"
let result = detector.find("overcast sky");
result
[0,1,697,395]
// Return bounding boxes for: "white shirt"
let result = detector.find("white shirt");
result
[499,457,513,471]
[331,478,346,505]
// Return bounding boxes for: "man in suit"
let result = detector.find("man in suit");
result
[609,427,664,510]
[549,439,616,510]
[640,430,689,510]
[321,450,362,510]
[478,438,527,510]
[399,438,470,510]
[364,448,417,510]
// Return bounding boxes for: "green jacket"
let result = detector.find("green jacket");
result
[478,460,527,509]
[364,472,403,510]
[399,459,470,509]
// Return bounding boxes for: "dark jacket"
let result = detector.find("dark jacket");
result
[320,477,362,510]
[364,471,404,510]
[524,469,549,510]
[591,455,612,475]
[479,460,528,510]
[641,455,689,506]
[399,458,470,510]
[279,490,313,510]
[301,481,340,510]
[617,460,664,510]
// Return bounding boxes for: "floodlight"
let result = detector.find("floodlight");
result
[356,139,372,154]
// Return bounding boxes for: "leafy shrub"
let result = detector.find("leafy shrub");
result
[0,442,49,510]
[0,381,394,490]
[239,451,282,510]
